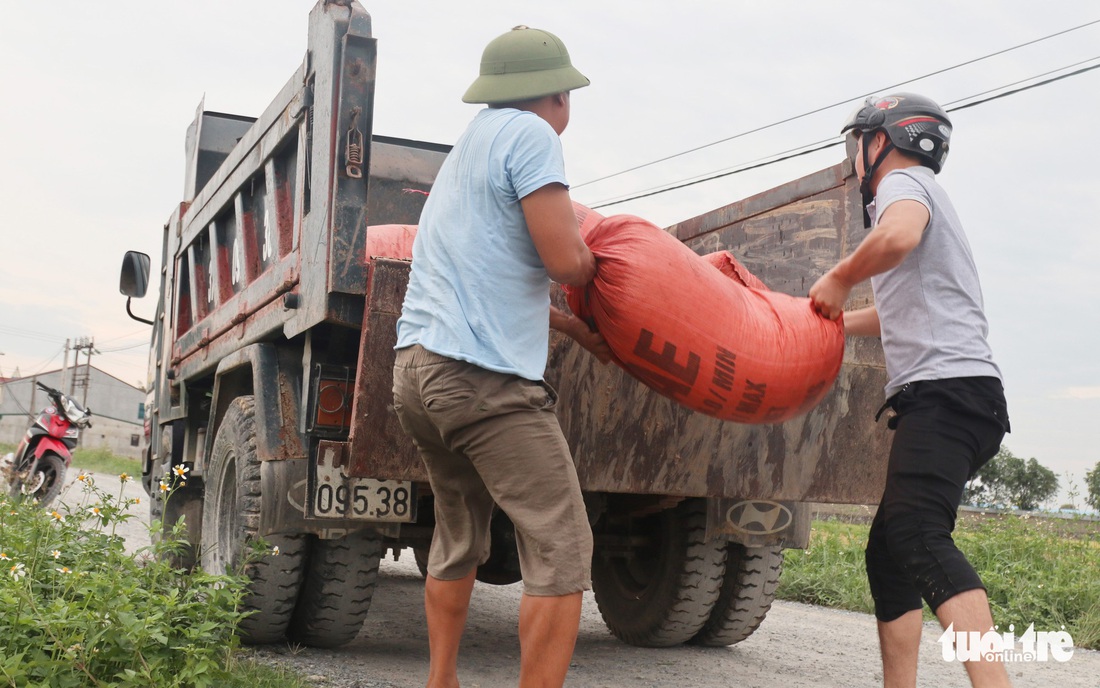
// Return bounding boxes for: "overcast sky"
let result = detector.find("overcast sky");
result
[1,2,1097,507]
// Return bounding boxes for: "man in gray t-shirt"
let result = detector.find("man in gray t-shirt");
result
[811,93,1011,687]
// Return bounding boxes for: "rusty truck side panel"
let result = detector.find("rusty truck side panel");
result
[166,4,389,383]
[148,2,447,481]
[348,161,891,505]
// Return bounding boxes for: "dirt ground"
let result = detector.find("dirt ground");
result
[246,555,1100,688]
[71,472,1100,687]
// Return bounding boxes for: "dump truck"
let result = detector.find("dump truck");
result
[119,0,891,650]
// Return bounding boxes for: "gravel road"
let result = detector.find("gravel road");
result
[74,472,1100,687]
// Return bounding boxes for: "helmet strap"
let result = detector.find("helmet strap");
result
[858,132,895,228]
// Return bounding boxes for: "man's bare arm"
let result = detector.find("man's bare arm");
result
[843,307,881,337]
[522,183,596,286]
[809,199,929,320]
[550,306,611,363]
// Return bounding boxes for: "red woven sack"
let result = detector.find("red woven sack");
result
[565,206,844,424]
[366,224,418,262]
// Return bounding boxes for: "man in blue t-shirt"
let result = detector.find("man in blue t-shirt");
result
[393,26,609,688]
[811,94,1012,687]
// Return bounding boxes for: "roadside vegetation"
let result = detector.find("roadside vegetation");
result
[779,515,1100,650]
[0,468,308,687]
[70,445,142,477]
[0,442,141,477]
[963,446,1060,511]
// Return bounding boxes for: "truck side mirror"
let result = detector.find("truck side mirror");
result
[120,251,151,298]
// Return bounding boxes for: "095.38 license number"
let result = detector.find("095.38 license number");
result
[313,478,415,522]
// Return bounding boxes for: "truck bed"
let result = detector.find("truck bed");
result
[347,162,890,505]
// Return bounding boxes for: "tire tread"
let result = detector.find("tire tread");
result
[690,544,783,647]
[201,396,309,645]
[593,498,727,648]
[287,531,383,648]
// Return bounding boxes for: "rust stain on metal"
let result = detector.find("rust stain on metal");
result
[277,367,301,455]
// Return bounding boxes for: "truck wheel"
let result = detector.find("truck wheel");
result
[201,395,309,644]
[690,543,783,647]
[150,476,202,570]
[413,547,429,578]
[288,531,383,648]
[592,498,727,647]
[149,433,201,570]
[475,509,522,586]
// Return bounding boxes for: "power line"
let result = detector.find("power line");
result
[946,60,1100,113]
[96,328,152,345]
[0,324,65,344]
[94,356,148,371]
[589,140,841,209]
[591,55,1100,207]
[98,340,149,354]
[942,54,1100,106]
[588,58,1100,209]
[574,18,1100,190]
[589,55,1100,207]
[11,346,65,379]
[2,382,37,420]
[589,136,840,207]
[3,346,86,419]
[29,347,63,376]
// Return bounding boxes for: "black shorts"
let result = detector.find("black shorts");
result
[866,376,1010,620]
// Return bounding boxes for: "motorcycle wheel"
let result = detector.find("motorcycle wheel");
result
[10,453,67,507]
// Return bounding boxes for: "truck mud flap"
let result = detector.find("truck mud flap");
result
[705,498,810,549]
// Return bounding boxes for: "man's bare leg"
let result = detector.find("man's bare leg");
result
[936,589,1012,687]
[425,570,477,688]
[518,591,583,688]
[878,608,923,688]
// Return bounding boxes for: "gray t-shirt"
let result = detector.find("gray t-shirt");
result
[869,167,1002,398]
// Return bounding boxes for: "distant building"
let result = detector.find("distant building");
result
[0,367,145,460]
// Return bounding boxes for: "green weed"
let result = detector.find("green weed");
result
[1,442,140,478]
[777,520,874,613]
[71,446,142,477]
[0,472,305,687]
[778,516,1099,650]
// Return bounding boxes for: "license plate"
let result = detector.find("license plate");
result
[310,444,416,522]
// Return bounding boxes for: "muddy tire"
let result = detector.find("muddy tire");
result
[151,479,203,570]
[10,452,66,507]
[148,428,201,570]
[413,547,429,578]
[690,543,783,646]
[592,498,727,647]
[201,396,309,645]
[475,509,522,586]
[288,531,383,648]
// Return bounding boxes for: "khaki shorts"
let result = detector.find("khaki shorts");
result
[392,344,592,596]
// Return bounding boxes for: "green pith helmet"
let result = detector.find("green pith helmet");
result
[462,26,590,104]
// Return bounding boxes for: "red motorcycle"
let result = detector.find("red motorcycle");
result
[2,382,92,506]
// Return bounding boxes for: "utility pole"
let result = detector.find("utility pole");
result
[83,337,95,407]
[29,374,38,418]
[69,337,96,448]
[71,337,96,406]
[59,338,71,394]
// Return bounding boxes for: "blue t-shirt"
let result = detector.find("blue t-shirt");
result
[869,167,1002,398]
[395,108,568,381]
